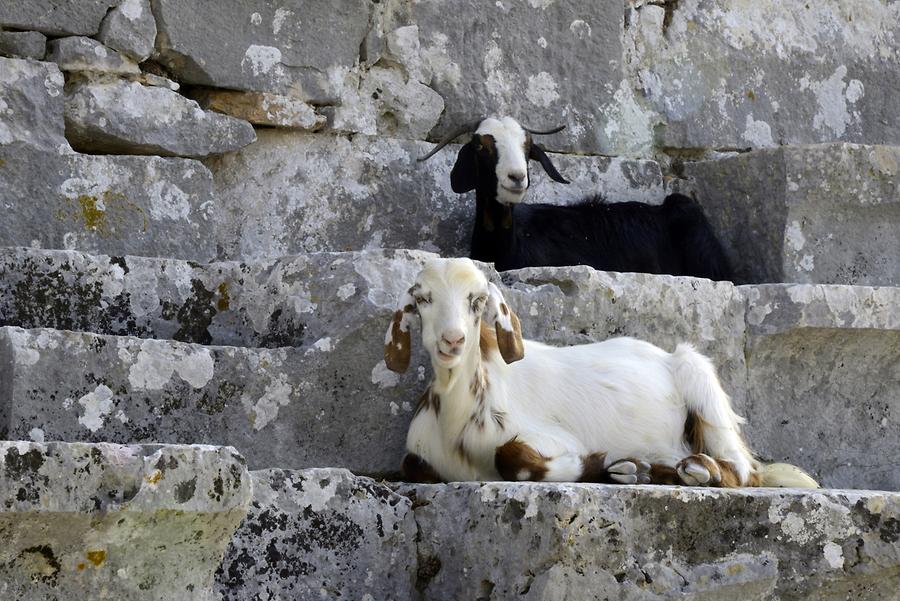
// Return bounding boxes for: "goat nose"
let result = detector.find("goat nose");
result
[508,172,526,184]
[442,332,466,347]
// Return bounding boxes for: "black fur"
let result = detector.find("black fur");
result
[452,134,732,280]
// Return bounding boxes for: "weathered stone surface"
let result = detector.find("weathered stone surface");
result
[0,441,251,601]
[739,283,900,492]
[400,481,900,600]
[64,79,257,158]
[206,130,666,261]
[97,0,157,62]
[400,0,627,153]
[47,36,140,75]
[626,0,900,149]
[0,31,47,60]
[152,0,371,102]
[217,469,415,601]
[0,143,217,260]
[0,58,68,151]
[189,89,325,131]
[685,144,900,286]
[0,0,119,36]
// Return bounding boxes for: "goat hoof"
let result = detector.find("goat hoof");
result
[608,459,651,485]
[677,457,712,486]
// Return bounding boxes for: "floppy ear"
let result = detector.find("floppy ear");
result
[528,143,569,184]
[384,289,418,373]
[484,282,524,364]
[450,138,479,193]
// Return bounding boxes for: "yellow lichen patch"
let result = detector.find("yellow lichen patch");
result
[746,90,756,101]
[77,563,86,571]
[146,469,163,484]
[86,550,107,567]
[727,563,745,576]
[78,195,107,232]
[217,282,231,311]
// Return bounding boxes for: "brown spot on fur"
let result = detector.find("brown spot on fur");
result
[718,460,754,488]
[684,409,708,454]
[479,134,495,154]
[649,464,681,485]
[499,303,509,316]
[495,310,524,364]
[384,309,412,373]
[495,438,548,481]
[402,453,442,483]
[578,452,608,482]
[413,387,440,418]
[491,410,506,430]
[480,321,499,360]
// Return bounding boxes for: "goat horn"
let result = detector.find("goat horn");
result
[417,117,485,162]
[521,124,566,135]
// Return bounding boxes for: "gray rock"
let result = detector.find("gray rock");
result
[0,31,47,60]
[626,0,900,149]
[739,283,900,492]
[684,144,900,286]
[64,79,257,158]
[0,0,119,36]
[188,89,325,130]
[0,58,68,151]
[399,481,900,600]
[0,440,251,601]
[405,0,627,154]
[97,0,157,62]
[0,143,217,260]
[206,130,666,261]
[152,0,371,102]
[217,469,416,601]
[47,36,140,75]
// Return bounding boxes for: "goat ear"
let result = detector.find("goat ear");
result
[450,138,479,193]
[384,290,417,373]
[484,283,524,364]
[528,143,569,184]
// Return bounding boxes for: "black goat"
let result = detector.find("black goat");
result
[420,116,732,280]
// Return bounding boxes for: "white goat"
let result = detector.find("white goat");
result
[385,258,818,488]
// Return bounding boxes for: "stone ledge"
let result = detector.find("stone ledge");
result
[0,440,251,601]
[216,468,900,601]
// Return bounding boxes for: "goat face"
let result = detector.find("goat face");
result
[384,258,524,373]
[450,117,569,205]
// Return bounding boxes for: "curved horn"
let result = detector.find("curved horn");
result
[521,124,567,135]
[417,117,485,162]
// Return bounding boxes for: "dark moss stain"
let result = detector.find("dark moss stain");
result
[209,475,225,502]
[155,455,179,472]
[18,545,60,585]
[174,477,197,503]
[880,517,900,543]
[259,308,306,348]
[197,381,242,415]
[173,279,217,344]
[4,448,44,477]
[415,555,441,592]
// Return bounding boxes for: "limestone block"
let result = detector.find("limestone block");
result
[0,31,47,60]
[406,0,627,154]
[0,58,68,151]
[47,36,140,75]
[206,130,666,261]
[625,0,900,149]
[189,89,325,131]
[152,0,371,103]
[400,481,900,599]
[0,143,217,260]
[217,469,416,601]
[0,441,251,601]
[740,283,900,492]
[64,79,257,158]
[684,144,900,286]
[0,0,119,36]
[97,0,157,62]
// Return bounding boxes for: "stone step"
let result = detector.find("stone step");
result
[218,467,900,601]
[0,440,251,601]
[1,250,897,489]
[684,143,900,286]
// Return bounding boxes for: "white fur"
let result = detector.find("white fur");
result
[476,116,529,206]
[400,258,759,485]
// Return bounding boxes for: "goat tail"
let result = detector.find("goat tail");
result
[757,462,820,489]
[662,193,733,281]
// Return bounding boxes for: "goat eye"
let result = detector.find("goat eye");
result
[472,296,487,311]
[415,295,430,305]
